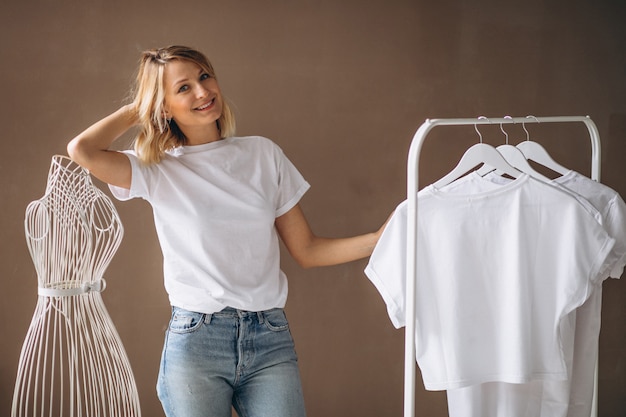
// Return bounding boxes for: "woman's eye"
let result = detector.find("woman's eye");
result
[177,85,189,93]
[200,73,210,81]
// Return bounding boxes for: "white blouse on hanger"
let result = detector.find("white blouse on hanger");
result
[445,170,626,417]
[365,173,619,391]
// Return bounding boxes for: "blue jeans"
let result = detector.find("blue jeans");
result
[157,306,306,417]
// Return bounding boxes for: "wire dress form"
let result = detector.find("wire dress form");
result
[12,155,141,417]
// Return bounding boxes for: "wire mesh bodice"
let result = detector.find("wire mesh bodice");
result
[12,155,141,417]
[25,156,123,293]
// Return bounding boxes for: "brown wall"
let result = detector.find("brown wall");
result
[2,0,625,416]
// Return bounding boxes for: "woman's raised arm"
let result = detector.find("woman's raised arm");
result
[67,104,136,189]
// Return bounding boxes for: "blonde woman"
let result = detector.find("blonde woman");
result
[68,45,387,417]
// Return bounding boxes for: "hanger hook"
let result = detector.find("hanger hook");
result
[475,116,490,143]
[500,115,513,144]
[523,115,540,141]
[522,121,530,141]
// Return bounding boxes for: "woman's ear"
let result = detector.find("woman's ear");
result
[158,107,172,133]
[161,100,171,119]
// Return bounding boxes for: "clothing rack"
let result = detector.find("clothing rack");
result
[404,116,602,417]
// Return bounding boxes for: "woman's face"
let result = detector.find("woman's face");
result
[162,59,223,144]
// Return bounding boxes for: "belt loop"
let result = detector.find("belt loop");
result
[205,313,212,325]
[257,311,264,324]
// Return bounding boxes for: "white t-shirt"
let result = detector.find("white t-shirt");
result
[555,171,626,279]
[110,136,310,314]
[447,171,626,417]
[365,174,617,390]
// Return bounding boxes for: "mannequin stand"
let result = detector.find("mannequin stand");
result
[12,155,141,417]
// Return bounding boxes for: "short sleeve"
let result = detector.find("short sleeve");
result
[604,194,626,278]
[364,200,409,328]
[108,151,149,201]
[273,146,310,217]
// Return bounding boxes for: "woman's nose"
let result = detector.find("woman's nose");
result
[194,84,208,98]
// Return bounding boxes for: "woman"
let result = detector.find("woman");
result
[68,45,387,417]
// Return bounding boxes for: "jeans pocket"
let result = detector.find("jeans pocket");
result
[168,308,207,334]
[262,309,290,332]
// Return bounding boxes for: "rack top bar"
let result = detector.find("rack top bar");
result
[422,115,591,126]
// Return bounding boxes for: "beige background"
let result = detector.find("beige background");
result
[2,0,625,416]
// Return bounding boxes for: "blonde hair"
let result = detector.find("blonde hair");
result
[131,45,236,164]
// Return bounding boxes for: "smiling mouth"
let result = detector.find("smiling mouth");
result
[196,98,215,111]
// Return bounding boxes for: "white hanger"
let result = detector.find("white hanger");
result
[433,118,522,188]
[476,118,552,182]
[516,116,569,175]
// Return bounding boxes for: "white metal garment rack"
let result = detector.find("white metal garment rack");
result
[404,116,602,417]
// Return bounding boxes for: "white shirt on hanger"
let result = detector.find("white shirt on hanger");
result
[365,173,617,391]
[446,171,626,417]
